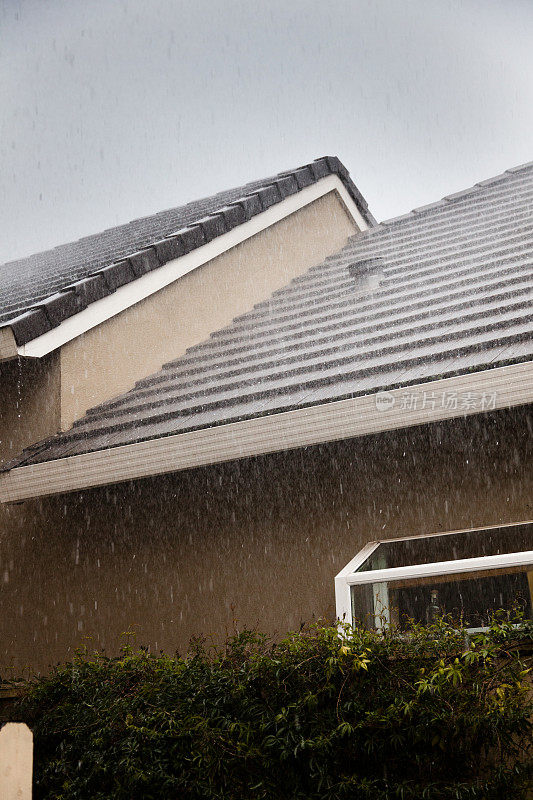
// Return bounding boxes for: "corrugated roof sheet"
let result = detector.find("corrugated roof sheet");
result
[0,156,374,345]
[5,160,533,470]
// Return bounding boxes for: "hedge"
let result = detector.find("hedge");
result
[12,616,533,799]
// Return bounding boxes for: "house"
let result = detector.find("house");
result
[0,156,532,674]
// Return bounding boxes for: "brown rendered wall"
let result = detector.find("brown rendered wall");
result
[0,404,532,676]
[0,353,60,468]
[59,191,358,429]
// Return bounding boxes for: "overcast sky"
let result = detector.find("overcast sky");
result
[1,0,532,264]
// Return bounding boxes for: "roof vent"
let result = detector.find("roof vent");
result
[347,257,384,294]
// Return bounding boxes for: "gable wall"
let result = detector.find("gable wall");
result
[0,405,532,675]
[59,190,357,429]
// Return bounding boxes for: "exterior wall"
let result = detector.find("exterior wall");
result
[59,191,357,429]
[0,353,60,468]
[0,404,532,676]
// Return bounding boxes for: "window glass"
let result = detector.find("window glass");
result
[351,565,533,631]
[356,523,533,573]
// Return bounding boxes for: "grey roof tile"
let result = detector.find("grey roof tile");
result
[5,159,533,473]
[292,167,315,189]
[128,247,160,277]
[67,274,109,305]
[275,175,299,197]
[234,194,263,220]
[8,308,51,346]
[152,235,184,264]
[33,290,83,327]
[96,260,136,292]
[255,184,282,209]
[218,204,246,230]
[176,225,207,253]
[197,214,227,242]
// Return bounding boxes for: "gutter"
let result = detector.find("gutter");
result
[1,359,533,503]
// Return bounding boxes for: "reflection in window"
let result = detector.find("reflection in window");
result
[335,522,533,632]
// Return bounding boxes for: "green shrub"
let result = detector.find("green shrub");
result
[13,617,533,799]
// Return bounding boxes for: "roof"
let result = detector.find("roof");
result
[6,159,533,477]
[0,156,374,347]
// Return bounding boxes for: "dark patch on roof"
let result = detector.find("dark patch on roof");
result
[5,160,533,473]
[0,156,374,345]
[347,257,385,279]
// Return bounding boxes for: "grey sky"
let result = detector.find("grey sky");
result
[1,0,532,264]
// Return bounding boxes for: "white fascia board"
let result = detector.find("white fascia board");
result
[345,550,533,586]
[2,358,533,503]
[16,176,368,359]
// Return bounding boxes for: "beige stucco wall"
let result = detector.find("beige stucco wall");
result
[0,353,60,468]
[0,404,532,676]
[59,191,357,429]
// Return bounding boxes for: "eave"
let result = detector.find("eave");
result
[1,359,532,503]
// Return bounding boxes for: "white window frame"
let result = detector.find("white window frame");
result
[335,521,533,627]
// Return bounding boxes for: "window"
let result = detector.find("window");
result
[335,521,533,632]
